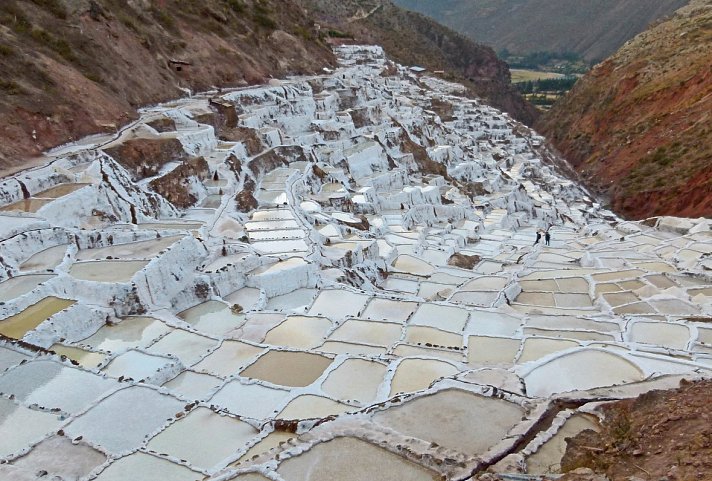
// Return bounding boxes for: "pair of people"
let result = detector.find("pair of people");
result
[534,228,551,246]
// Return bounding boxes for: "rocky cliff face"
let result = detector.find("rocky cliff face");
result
[298,0,539,126]
[537,0,712,219]
[0,0,335,174]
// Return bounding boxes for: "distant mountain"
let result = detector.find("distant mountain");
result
[298,0,539,125]
[392,0,689,62]
[536,0,712,219]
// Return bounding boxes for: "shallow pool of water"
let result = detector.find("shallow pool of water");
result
[277,394,352,419]
[0,297,75,339]
[147,407,257,470]
[0,274,54,302]
[263,316,331,349]
[79,317,171,353]
[178,300,246,336]
[389,358,459,395]
[210,380,290,419]
[19,245,68,272]
[277,436,439,481]
[240,350,333,387]
[523,349,645,397]
[321,358,387,404]
[69,260,149,283]
[92,452,198,481]
[374,388,524,455]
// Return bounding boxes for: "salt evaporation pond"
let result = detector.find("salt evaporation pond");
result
[0,44,710,481]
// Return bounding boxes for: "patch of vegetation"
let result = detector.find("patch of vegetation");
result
[253,2,276,30]
[29,0,67,19]
[500,49,591,75]
[0,4,33,34]
[150,6,178,33]
[0,79,24,95]
[516,77,578,94]
[30,28,77,62]
[0,44,15,57]
[326,29,353,39]
[226,0,245,14]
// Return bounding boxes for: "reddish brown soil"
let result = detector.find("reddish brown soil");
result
[560,379,712,481]
[537,1,712,219]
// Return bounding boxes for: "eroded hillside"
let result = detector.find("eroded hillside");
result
[537,0,712,219]
[0,0,335,173]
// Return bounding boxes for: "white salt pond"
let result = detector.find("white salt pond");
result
[69,260,149,282]
[0,297,75,339]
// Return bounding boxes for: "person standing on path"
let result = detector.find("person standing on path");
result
[545,228,551,246]
[534,230,542,245]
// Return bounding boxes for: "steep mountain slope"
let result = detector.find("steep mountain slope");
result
[298,0,539,125]
[536,0,712,219]
[393,0,688,62]
[0,0,334,174]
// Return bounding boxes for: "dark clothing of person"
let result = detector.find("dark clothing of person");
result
[545,232,551,246]
[534,232,541,245]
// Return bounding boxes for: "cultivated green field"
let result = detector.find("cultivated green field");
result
[510,69,565,83]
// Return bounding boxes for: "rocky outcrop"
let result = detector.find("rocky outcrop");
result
[104,138,187,181]
[149,156,210,208]
[537,0,712,219]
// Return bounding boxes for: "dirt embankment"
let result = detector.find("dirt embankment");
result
[559,379,712,481]
[0,0,335,173]
[537,0,712,219]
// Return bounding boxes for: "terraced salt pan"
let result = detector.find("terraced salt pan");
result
[210,381,290,419]
[390,358,459,395]
[0,346,31,372]
[0,397,63,458]
[146,330,218,366]
[79,316,172,352]
[69,260,149,282]
[374,389,524,455]
[408,303,469,332]
[240,350,333,387]
[65,386,183,454]
[10,435,107,480]
[0,198,53,213]
[468,336,521,365]
[329,319,402,346]
[278,394,352,419]
[93,452,199,481]
[308,290,371,319]
[178,301,246,336]
[50,345,106,368]
[162,370,223,400]
[628,321,690,350]
[263,316,331,349]
[75,235,181,260]
[362,298,418,322]
[318,341,388,356]
[264,288,317,312]
[147,407,257,471]
[321,358,387,404]
[0,274,54,302]
[518,338,580,363]
[193,340,264,378]
[233,431,294,465]
[251,239,309,255]
[0,360,117,414]
[405,326,462,348]
[19,244,68,272]
[277,437,439,481]
[0,297,75,339]
[102,350,175,381]
[225,287,262,311]
[526,414,600,474]
[392,255,435,276]
[523,349,645,397]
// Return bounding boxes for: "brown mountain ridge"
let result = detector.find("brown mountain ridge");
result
[536,0,712,219]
